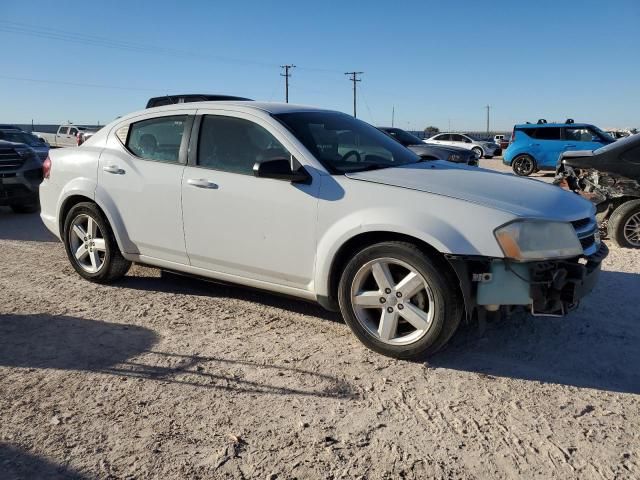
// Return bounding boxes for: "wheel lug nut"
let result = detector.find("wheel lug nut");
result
[398,304,404,310]
[387,307,394,313]
[379,297,386,304]
[396,292,402,298]
[385,288,391,294]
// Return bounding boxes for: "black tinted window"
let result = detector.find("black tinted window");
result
[532,127,561,140]
[126,115,186,163]
[198,115,289,175]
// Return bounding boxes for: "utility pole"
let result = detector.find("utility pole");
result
[391,106,395,127]
[280,64,295,103]
[344,71,363,117]
[485,105,491,136]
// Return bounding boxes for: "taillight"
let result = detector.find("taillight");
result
[510,128,516,144]
[43,155,51,179]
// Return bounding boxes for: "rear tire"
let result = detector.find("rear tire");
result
[607,200,640,248]
[337,241,463,359]
[512,154,536,176]
[63,202,131,283]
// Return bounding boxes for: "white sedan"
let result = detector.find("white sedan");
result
[425,132,501,158]
[40,101,605,359]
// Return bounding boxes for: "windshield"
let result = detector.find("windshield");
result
[0,130,44,147]
[275,112,420,173]
[591,126,615,142]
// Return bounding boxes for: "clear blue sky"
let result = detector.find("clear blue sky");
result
[2,0,638,131]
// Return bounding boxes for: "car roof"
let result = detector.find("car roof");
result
[516,122,593,128]
[142,101,340,116]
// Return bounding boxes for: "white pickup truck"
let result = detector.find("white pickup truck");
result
[35,124,98,148]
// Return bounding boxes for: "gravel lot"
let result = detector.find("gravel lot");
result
[1,160,639,479]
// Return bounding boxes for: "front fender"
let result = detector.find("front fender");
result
[313,204,507,301]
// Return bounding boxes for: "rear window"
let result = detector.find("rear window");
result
[126,115,187,163]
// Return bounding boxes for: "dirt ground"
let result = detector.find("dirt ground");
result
[1,161,639,479]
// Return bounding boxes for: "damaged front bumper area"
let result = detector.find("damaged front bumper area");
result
[448,242,609,317]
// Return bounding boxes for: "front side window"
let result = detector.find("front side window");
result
[69,128,78,136]
[565,127,600,142]
[275,111,420,174]
[198,115,290,175]
[126,115,186,163]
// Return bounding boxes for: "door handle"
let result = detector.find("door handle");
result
[187,178,218,189]
[564,144,576,148]
[103,165,125,174]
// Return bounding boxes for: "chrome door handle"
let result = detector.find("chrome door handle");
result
[103,165,125,174]
[187,178,218,189]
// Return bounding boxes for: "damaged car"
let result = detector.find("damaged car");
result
[555,134,640,248]
[40,102,607,359]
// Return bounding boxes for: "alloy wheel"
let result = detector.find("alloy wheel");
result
[350,257,435,345]
[68,214,107,273]
[514,156,534,176]
[623,212,640,247]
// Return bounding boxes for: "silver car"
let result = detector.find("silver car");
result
[425,132,501,158]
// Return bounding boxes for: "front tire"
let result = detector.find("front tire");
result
[607,200,640,248]
[338,241,463,359]
[472,147,483,159]
[512,154,536,176]
[63,202,131,282]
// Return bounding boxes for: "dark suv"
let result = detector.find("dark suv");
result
[0,140,43,213]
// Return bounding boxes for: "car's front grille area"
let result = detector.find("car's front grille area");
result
[572,217,598,256]
[0,148,25,171]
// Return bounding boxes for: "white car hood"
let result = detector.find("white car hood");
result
[345,161,594,220]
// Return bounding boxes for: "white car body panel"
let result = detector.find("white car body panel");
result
[96,110,191,264]
[40,101,596,307]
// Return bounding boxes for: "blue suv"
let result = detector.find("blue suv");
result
[503,119,614,176]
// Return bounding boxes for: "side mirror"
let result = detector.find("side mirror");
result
[253,158,311,184]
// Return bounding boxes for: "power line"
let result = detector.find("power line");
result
[280,65,295,103]
[0,74,155,92]
[344,72,363,118]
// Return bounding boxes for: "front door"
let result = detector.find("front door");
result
[564,126,610,154]
[181,112,319,290]
[96,112,192,264]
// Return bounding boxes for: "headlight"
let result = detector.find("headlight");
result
[494,220,582,261]
[448,153,461,162]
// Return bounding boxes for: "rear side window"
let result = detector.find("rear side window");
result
[126,115,186,163]
[58,127,69,135]
[434,134,451,141]
[197,115,289,175]
[531,127,561,140]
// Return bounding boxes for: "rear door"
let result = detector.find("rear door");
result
[96,111,193,264]
[531,127,563,168]
[429,133,450,145]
